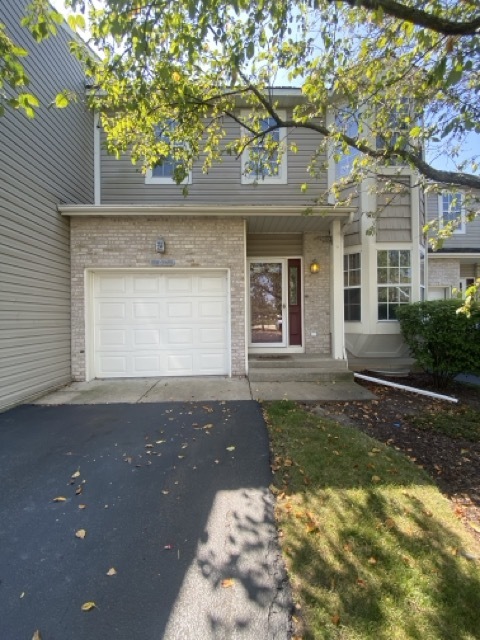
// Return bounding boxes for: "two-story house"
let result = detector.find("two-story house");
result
[0,0,93,411]
[427,189,480,299]
[58,94,426,382]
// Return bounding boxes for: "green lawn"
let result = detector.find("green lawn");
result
[265,401,480,640]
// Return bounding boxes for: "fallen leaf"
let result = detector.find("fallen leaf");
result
[226,446,235,452]
[32,631,42,640]
[203,423,213,429]
[81,602,96,611]
[145,444,154,448]
[78,504,86,509]
[53,496,67,502]
[75,529,87,539]
[221,578,235,588]
[331,614,341,626]
[161,490,169,495]
[106,567,117,576]
[469,522,480,534]
[71,470,80,479]
[164,544,173,550]
[306,523,318,534]
[75,486,83,495]
[368,557,377,564]
[156,439,166,444]
[20,592,25,598]
[371,475,381,483]
[356,578,367,588]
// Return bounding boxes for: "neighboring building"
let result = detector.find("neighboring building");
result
[427,189,480,300]
[0,0,94,410]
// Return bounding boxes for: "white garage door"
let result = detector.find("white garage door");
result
[93,271,229,378]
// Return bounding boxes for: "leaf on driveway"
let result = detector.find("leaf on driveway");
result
[81,602,96,611]
[226,446,235,452]
[75,529,87,539]
[78,504,86,509]
[106,567,117,576]
[32,631,42,640]
[75,486,83,495]
[221,578,235,588]
[53,496,67,502]
[71,470,80,479]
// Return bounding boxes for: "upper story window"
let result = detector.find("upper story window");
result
[344,253,361,321]
[145,122,192,185]
[377,249,412,320]
[335,110,360,180]
[241,111,287,184]
[439,192,465,234]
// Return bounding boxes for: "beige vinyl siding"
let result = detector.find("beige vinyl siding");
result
[427,192,480,249]
[100,117,328,205]
[0,0,94,410]
[377,176,412,242]
[247,233,303,256]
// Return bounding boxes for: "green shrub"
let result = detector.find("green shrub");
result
[396,299,480,389]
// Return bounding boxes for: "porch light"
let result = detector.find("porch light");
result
[310,259,320,274]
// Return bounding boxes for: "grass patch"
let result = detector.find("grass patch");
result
[411,405,480,442]
[265,400,480,640]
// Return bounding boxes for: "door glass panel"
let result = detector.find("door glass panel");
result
[250,262,283,344]
[289,266,298,306]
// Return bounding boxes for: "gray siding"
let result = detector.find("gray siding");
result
[247,233,303,256]
[377,176,412,242]
[427,191,480,249]
[100,116,328,205]
[0,0,94,410]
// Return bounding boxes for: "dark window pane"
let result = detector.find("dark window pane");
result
[378,304,389,320]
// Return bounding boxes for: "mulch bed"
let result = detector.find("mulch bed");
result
[303,372,480,547]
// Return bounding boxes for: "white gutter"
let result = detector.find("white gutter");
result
[354,373,459,403]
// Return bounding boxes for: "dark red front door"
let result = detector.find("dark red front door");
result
[288,259,302,346]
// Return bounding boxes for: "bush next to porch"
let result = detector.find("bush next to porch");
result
[396,299,480,389]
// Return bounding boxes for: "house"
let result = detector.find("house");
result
[58,92,426,382]
[1,3,431,405]
[0,0,94,411]
[427,189,480,299]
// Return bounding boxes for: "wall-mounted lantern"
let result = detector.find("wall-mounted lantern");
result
[156,238,165,253]
[310,259,320,274]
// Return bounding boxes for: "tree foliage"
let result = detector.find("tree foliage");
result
[60,0,480,207]
[396,299,480,389]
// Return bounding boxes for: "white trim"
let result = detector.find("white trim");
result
[325,107,336,204]
[240,110,288,185]
[59,203,354,217]
[93,113,101,205]
[330,220,346,359]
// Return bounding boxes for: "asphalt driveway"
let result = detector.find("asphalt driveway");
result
[0,401,291,640]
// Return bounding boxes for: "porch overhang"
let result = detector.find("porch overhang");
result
[59,204,354,233]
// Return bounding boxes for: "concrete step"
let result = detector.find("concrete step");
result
[249,356,349,371]
[248,367,354,383]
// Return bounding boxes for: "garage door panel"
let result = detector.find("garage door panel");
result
[166,275,194,293]
[97,276,127,294]
[132,302,160,320]
[133,329,160,346]
[132,276,160,294]
[93,271,229,377]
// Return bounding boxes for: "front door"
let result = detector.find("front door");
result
[248,259,302,349]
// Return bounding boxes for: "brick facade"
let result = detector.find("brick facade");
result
[428,258,460,289]
[70,216,246,380]
[303,233,331,355]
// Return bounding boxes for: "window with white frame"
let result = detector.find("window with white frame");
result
[344,253,361,321]
[335,110,360,179]
[439,192,465,233]
[377,249,412,320]
[145,122,192,185]
[241,111,287,184]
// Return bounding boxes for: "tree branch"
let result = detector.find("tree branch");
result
[335,0,480,36]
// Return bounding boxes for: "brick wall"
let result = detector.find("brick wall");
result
[303,233,331,354]
[70,216,246,380]
[428,258,460,289]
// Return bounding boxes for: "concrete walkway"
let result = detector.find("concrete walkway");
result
[35,376,375,405]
